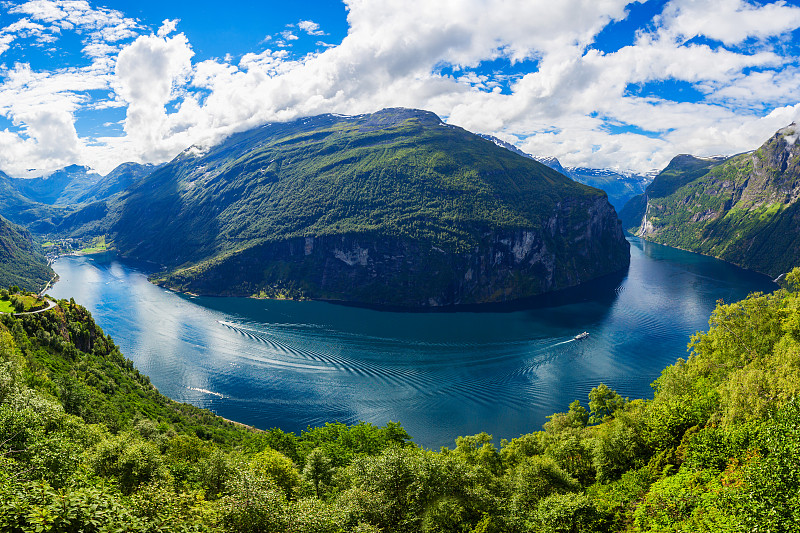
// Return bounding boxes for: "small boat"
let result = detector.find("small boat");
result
[574,331,589,340]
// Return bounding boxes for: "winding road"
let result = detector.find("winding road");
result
[13,298,58,316]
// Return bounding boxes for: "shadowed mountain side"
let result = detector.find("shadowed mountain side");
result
[0,170,68,232]
[0,215,54,291]
[0,163,159,235]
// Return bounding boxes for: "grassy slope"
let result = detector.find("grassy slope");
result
[2,298,245,441]
[619,154,729,231]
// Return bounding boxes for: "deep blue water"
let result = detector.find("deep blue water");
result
[49,236,776,448]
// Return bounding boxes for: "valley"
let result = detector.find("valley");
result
[2,101,799,533]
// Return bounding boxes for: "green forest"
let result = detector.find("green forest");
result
[0,216,54,293]
[2,272,800,532]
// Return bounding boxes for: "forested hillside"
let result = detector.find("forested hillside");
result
[0,216,54,292]
[2,272,799,531]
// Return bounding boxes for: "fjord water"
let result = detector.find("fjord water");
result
[50,236,775,448]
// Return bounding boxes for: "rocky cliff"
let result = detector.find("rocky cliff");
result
[156,195,627,306]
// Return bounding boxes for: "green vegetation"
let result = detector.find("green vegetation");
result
[0,170,69,233]
[620,127,800,277]
[6,292,48,313]
[0,163,157,235]
[77,235,108,255]
[0,215,54,293]
[61,108,627,305]
[3,266,800,530]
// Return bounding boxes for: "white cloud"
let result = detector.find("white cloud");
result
[3,18,48,36]
[1,0,800,177]
[8,0,139,36]
[0,34,13,56]
[657,0,800,46]
[298,20,325,36]
[114,32,195,160]
[157,18,179,38]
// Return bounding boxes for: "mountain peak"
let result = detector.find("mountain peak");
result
[777,123,798,147]
[620,122,800,277]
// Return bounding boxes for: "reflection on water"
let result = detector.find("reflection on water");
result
[50,237,776,448]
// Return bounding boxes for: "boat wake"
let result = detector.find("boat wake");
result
[550,339,575,347]
[187,386,224,398]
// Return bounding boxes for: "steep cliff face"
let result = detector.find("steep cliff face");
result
[619,124,800,277]
[619,154,729,232]
[157,195,627,307]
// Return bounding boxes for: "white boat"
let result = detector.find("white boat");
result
[574,331,589,340]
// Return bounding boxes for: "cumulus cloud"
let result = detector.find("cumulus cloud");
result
[8,0,138,36]
[657,0,800,45]
[157,18,179,38]
[4,18,48,36]
[298,20,325,36]
[0,0,140,174]
[114,32,195,160]
[0,33,13,56]
[1,0,800,177]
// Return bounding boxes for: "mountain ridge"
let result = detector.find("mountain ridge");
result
[0,162,158,234]
[0,214,54,291]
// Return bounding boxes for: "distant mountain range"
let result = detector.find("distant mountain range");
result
[0,162,160,233]
[479,135,656,210]
[620,123,800,278]
[46,108,630,307]
[12,164,103,206]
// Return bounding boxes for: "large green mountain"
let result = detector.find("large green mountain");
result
[0,214,54,291]
[95,108,628,306]
[619,124,800,277]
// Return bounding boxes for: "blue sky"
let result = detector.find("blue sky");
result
[1,0,799,176]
